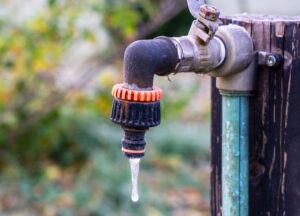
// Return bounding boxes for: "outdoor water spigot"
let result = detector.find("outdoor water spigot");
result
[110,1,254,160]
[110,17,225,160]
[110,0,256,205]
[110,3,225,160]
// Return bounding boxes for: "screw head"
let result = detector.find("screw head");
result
[266,55,277,67]
[199,4,220,21]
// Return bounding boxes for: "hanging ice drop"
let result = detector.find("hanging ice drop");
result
[129,158,140,202]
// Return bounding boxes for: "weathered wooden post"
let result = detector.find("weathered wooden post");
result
[211,16,300,215]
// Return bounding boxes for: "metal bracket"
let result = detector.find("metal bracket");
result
[257,51,284,68]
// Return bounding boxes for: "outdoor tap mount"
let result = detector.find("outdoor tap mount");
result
[111,2,254,159]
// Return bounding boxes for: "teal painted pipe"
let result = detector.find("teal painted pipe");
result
[221,93,249,216]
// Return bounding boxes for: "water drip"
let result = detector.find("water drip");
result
[129,158,140,202]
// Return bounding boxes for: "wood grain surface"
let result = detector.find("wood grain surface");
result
[211,16,300,216]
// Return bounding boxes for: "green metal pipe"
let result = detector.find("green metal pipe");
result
[221,93,249,216]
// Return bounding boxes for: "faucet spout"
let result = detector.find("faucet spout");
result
[111,37,178,159]
[110,7,224,159]
[110,1,256,207]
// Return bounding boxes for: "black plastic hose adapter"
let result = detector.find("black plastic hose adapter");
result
[111,97,160,158]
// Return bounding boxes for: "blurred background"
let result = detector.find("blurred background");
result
[0,0,297,215]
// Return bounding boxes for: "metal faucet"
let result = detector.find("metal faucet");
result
[110,0,289,212]
[111,1,253,159]
[110,1,255,212]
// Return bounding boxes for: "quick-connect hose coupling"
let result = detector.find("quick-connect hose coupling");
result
[111,84,163,158]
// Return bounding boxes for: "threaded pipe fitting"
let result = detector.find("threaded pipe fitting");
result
[111,84,162,158]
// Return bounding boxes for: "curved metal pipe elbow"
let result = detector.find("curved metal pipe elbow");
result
[124,37,178,89]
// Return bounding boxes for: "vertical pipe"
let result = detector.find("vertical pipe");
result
[221,93,249,216]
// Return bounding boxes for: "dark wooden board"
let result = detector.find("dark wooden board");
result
[211,16,300,216]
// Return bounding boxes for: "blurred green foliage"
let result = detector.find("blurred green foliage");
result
[0,118,210,215]
[0,0,162,169]
[0,0,207,171]
[0,0,92,168]
[0,0,211,215]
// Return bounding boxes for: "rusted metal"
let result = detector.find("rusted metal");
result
[187,2,222,42]
[199,4,220,21]
[187,0,205,20]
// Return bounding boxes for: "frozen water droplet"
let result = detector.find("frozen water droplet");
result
[131,191,139,202]
[129,158,140,202]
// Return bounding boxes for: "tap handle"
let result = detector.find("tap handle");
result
[187,0,205,19]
